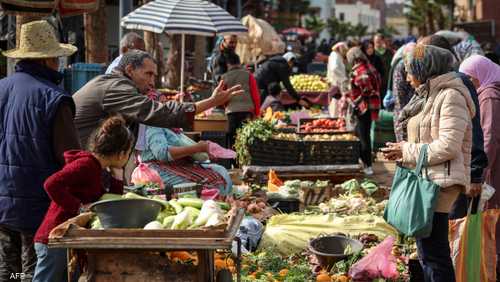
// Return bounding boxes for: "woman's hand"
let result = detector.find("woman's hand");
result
[467,183,482,197]
[381,142,404,161]
[197,141,210,153]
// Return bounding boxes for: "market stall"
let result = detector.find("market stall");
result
[49,193,245,282]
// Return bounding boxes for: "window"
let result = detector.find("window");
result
[339,12,345,21]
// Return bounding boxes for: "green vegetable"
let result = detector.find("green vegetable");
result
[177,198,203,209]
[193,200,222,227]
[171,210,192,229]
[89,216,102,229]
[99,193,122,201]
[169,199,184,214]
[341,179,360,194]
[217,201,230,210]
[234,119,276,166]
[123,192,148,199]
[183,206,200,219]
[360,179,378,195]
[162,215,176,229]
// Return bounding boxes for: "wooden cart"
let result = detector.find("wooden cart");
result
[49,209,245,282]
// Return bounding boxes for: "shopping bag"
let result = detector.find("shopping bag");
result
[383,144,440,238]
[449,208,499,282]
[348,236,399,280]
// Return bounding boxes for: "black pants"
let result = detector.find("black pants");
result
[0,225,36,282]
[355,110,372,167]
[416,212,455,282]
[448,193,480,220]
[227,112,253,149]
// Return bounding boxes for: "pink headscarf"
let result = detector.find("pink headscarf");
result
[459,55,500,92]
[332,42,348,56]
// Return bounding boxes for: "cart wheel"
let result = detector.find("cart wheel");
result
[216,269,233,282]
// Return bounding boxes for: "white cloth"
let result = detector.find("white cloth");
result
[327,51,349,93]
[106,54,123,74]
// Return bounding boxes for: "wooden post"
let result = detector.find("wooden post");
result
[165,34,181,90]
[84,0,108,63]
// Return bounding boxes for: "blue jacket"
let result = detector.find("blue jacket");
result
[0,60,73,232]
[457,72,488,183]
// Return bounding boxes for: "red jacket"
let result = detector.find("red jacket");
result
[348,62,382,121]
[34,150,123,244]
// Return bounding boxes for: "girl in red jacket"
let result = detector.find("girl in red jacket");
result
[32,115,134,282]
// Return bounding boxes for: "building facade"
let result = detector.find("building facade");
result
[335,0,381,33]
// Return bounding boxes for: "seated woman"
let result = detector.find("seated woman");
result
[139,126,232,197]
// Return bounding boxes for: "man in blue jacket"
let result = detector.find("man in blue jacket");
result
[0,20,80,281]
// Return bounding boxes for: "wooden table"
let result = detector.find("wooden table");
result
[193,117,228,132]
[242,164,363,185]
[49,209,244,282]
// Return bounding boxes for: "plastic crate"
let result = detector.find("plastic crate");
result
[249,138,302,166]
[267,198,300,213]
[302,140,360,165]
[64,63,105,94]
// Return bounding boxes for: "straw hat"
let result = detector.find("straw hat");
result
[3,20,77,59]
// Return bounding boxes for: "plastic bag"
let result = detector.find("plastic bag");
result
[348,236,399,280]
[449,208,499,282]
[478,183,495,212]
[131,163,164,189]
[208,141,236,159]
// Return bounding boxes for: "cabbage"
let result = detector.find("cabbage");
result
[205,213,224,227]
[163,215,176,229]
[144,221,163,229]
[171,210,193,229]
[193,200,222,227]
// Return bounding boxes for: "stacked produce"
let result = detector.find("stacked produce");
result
[299,118,346,133]
[318,195,387,216]
[90,193,230,230]
[290,74,329,92]
[273,133,358,142]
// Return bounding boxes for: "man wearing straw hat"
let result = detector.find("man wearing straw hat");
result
[0,20,80,281]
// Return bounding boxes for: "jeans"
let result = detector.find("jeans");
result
[0,225,36,282]
[32,243,67,282]
[416,212,455,282]
[355,110,372,167]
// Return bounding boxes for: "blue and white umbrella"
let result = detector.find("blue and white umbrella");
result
[121,0,247,92]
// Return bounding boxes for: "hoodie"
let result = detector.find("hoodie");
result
[34,150,123,244]
[254,55,299,101]
[478,82,500,209]
[402,72,476,213]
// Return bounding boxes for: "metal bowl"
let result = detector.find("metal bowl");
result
[308,235,363,268]
[89,199,163,229]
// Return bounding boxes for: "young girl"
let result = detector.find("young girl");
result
[32,115,134,282]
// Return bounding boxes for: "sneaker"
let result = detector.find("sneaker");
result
[363,166,374,176]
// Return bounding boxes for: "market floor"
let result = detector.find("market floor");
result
[371,153,396,188]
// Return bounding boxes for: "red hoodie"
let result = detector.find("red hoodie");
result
[34,150,123,244]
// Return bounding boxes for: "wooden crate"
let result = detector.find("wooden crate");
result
[299,186,334,207]
[193,117,228,132]
[50,209,244,282]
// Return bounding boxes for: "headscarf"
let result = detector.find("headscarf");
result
[404,44,455,84]
[459,55,500,93]
[346,47,368,66]
[332,42,348,56]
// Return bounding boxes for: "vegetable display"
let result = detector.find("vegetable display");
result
[299,118,346,133]
[235,119,276,166]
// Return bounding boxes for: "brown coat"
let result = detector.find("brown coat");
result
[403,72,475,213]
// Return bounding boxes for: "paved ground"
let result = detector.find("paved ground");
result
[371,153,397,188]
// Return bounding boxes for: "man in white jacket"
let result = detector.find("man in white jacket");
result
[327,42,349,118]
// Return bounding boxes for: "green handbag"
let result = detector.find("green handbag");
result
[383,144,440,238]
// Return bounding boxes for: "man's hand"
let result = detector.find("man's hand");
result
[466,183,482,197]
[210,80,244,106]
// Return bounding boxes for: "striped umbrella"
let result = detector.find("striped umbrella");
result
[121,0,247,92]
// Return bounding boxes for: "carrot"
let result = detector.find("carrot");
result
[279,269,289,277]
[316,273,331,282]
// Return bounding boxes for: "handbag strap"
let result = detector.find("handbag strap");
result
[415,144,429,175]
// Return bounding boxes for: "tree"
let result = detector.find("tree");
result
[327,18,367,41]
[84,0,108,63]
[405,0,453,36]
[304,15,326,35]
